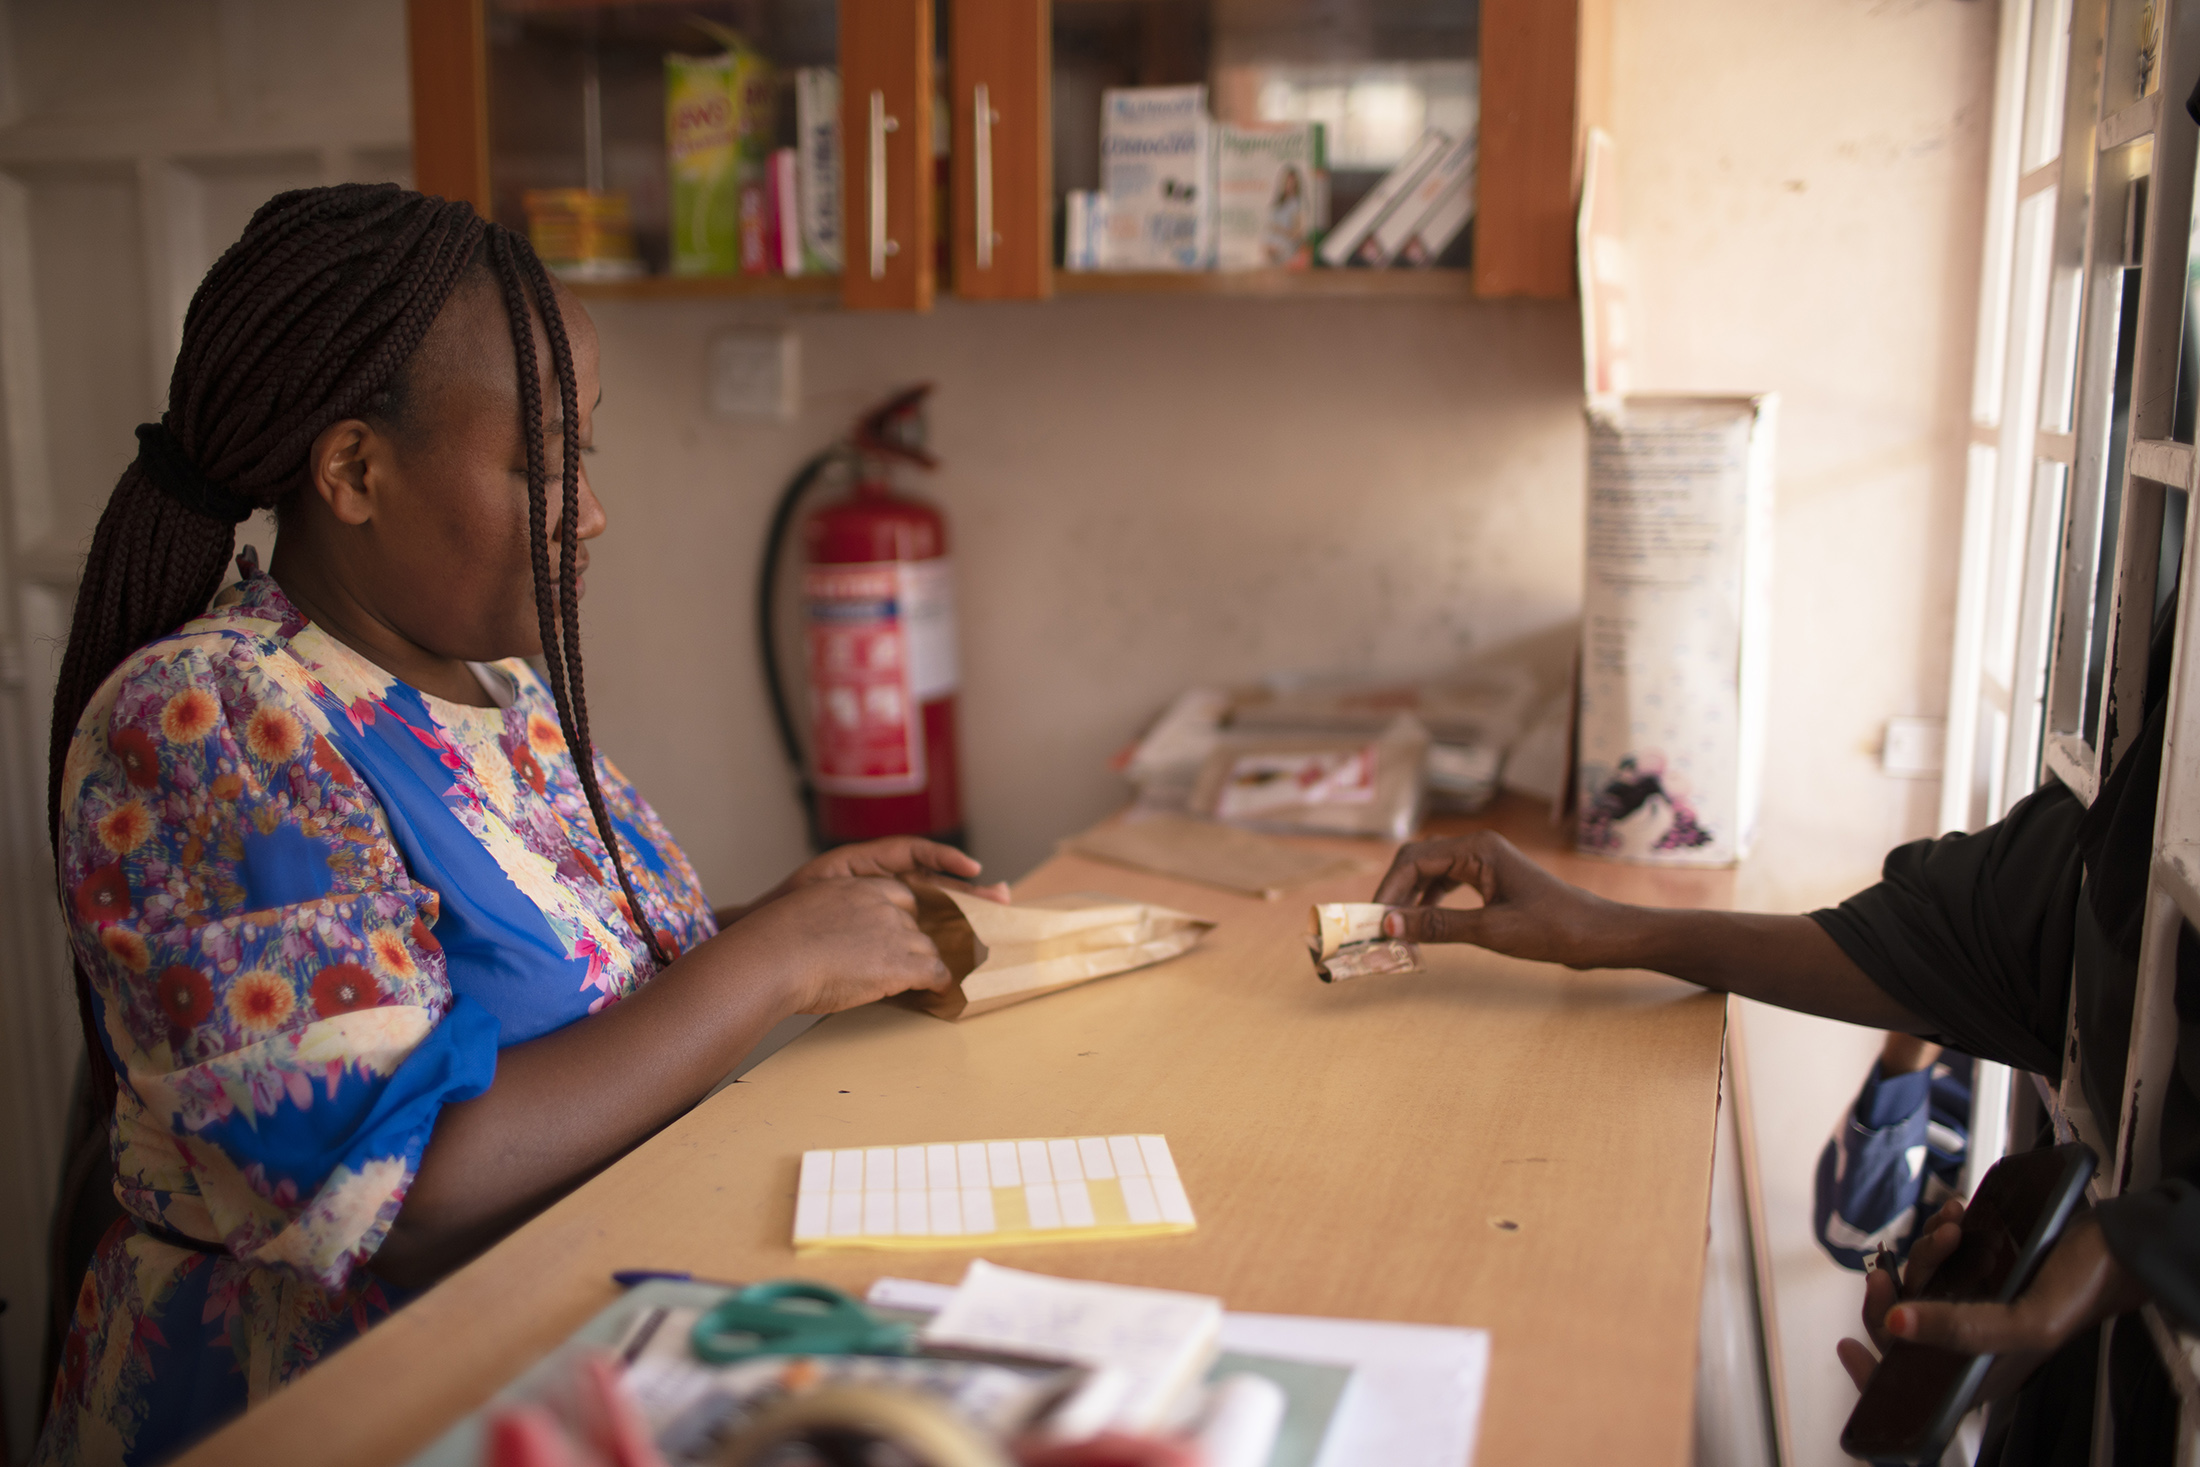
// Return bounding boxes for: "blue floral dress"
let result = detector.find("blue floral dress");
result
[35,562,717,1467]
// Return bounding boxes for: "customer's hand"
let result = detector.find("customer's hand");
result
[1373,831,1629,968]
[720,876,953,1015]
[1837,1201,2147,1402]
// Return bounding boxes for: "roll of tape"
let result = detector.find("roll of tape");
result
[715,1384,1013,1467]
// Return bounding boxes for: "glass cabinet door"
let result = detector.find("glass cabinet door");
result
[412,0,954,310]
[414,0,1583,306]
[1047,0,1483,284]
[484,2,834,282]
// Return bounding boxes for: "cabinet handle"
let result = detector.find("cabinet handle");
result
[868,89,901,280]
[974,83,998,270]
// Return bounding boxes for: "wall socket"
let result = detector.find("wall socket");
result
[708,327,799,422]
[1881,716,1945,779]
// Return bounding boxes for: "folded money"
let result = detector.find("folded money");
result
[1307,903,1423,983]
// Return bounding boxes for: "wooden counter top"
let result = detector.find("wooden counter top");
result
[179,797,1734,1467]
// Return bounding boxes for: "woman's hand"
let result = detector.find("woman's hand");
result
[793,837,1009,899]
[1372,831,1629,968]
[725,839,1007,926]
[379,875,951,1287]
[1837,1201,2148,1401]
[720,875,954,1015]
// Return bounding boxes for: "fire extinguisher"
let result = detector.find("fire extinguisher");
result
[758,384,963,849]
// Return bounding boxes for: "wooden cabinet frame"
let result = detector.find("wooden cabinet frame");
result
[952,0,1052,300]
[407,0,1603,308]
[840,0,936,310]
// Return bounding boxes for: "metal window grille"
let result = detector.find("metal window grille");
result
[1948,0,2200,1452]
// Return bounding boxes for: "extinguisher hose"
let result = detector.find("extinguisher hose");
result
[756,447,844,852]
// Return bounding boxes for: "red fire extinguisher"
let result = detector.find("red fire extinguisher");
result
[758,385,963,848]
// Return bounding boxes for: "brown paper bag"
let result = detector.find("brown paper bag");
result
[906,884,1215,1020]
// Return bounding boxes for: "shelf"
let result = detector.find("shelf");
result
[561,269,1483,303]
[420,1,1585,311]
[563,274,842,302]
[1056,268,1478,299]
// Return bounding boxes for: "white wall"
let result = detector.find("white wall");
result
[1608,0,1998,907]
[579,293,1586,897]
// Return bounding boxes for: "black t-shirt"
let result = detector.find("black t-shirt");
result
[1808,630,2196,1464]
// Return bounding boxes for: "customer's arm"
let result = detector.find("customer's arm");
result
[1374,831,1929,1031]
[372,876,947,1287]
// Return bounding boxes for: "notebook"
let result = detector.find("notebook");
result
[794,1134,1196,1253]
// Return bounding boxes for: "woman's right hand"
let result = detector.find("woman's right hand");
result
[718,876,952,1016]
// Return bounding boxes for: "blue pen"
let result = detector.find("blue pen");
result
[612,1269,693,1288]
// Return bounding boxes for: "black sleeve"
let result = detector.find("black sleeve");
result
[1807,782,2085,1076]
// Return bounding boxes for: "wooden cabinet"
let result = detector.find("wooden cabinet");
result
[408,0,493,220]
[840,0,936,309]
[951,0,1053,300]
[407,0,1600,308]
[1480,0,1598,299]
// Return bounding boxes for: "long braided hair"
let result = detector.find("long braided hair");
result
[48,183,671,1117]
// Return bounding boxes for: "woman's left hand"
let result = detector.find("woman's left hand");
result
[725,839,1008,926]
[787,837,1008,898]
[1837,1204,2149,1401]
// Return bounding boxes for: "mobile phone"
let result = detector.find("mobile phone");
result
[1839,1141,2097,1463]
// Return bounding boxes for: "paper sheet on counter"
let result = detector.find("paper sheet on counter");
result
[1066,815,1360,899]
[869,1276,1490,1467]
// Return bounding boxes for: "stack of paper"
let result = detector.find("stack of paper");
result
[793,1135,1197,1253]
[922,1261,1223,1431]
[869,1274,1493,1467]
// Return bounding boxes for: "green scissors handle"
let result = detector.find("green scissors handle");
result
[689,1280,914,1364]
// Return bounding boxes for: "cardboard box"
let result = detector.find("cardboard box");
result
[1098,85,1214,270]
[666,38,772,277]
[793,67,844,273]
[1573,131,1773,866]
[1215,122,1326,270]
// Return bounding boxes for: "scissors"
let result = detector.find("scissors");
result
[689,1280,914,1364]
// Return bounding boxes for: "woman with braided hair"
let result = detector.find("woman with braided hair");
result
[35,184,983,1467]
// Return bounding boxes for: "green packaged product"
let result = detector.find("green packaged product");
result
[666,34,772,276]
